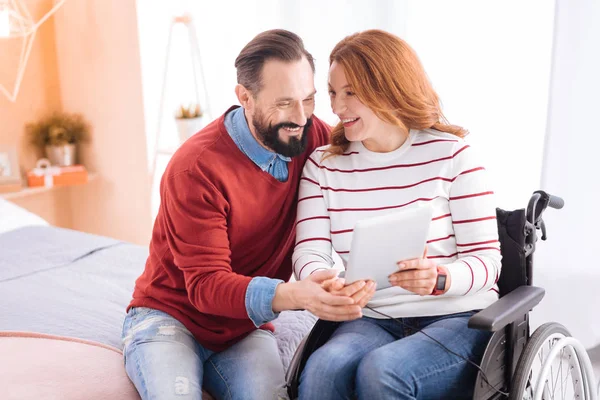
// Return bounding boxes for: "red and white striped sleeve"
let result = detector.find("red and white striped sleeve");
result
[442,142,502,296]
[292,150,335,280]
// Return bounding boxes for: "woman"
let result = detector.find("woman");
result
[293,29,501,399]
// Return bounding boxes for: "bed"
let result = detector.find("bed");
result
[0,198,317,399]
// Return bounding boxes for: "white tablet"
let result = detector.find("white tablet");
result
[343,205,434,290]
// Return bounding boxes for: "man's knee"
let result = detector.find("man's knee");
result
[204,332,285,400]
[122,310,206,400]
[125,363,203,400]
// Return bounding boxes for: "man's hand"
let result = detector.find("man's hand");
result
[321,275,376,308]
[272,270,364,321]
[388,246,450,295]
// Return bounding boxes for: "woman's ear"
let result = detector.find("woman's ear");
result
[235,84,254,112]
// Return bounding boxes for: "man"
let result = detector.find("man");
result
[122,30,375,400]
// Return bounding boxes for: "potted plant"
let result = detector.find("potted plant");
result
[26,112,91,166]
[175,103,204,143]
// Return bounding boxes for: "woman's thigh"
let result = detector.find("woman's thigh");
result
[356,313,491,400]
[299,318,396,400]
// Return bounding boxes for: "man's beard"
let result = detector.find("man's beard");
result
[252,110,312,158]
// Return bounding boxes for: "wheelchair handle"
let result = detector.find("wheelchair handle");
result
[547,194,564,210]
[528,190,564,224]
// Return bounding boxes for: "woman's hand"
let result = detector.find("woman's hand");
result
[388,247,448,295]
[321,275,377,308]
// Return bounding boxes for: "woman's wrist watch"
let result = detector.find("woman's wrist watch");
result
[431,266,447,296]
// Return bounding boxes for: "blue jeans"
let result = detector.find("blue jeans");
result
[299,311,491,400]
[121,307,286,400]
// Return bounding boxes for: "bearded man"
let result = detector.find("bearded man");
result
[122,30,370,400]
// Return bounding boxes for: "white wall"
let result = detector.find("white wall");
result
[136,0,409,216]
[530,0,600,348]
[137,1,555,217]
[405,1,555,210]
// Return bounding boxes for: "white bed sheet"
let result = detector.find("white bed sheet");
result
[0,198,48,234]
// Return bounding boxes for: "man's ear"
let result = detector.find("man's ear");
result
[235,84,254,112]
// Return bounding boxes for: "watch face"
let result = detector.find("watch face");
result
[436,275,447,291]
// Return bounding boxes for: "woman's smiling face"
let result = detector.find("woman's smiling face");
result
[328,61,386,144]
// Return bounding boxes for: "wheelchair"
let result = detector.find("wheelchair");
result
[286,190,598,400]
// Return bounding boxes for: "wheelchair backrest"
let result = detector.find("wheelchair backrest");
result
[496,207,529,296]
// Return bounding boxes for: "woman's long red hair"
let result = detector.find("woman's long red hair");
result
[326,29,467,158]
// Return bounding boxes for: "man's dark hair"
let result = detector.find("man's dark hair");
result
[234,29,315,95]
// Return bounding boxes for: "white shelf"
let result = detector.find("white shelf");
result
[0,173,98,200]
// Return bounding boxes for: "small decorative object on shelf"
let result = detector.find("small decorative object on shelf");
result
[0,145,22,194]
[26,112,91,166]
[26,158,88,188]
[175,103,204,143]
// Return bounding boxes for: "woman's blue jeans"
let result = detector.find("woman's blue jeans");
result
[299,311,491,400]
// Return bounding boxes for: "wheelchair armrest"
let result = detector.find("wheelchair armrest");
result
[468,285,545,332]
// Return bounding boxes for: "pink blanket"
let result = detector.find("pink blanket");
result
[0,331,215,400]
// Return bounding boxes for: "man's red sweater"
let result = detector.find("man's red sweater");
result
[128,107,330,352]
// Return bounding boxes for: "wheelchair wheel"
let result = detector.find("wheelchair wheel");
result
[509,322,596,400]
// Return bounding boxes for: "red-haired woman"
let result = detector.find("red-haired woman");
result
[294,29,501,399]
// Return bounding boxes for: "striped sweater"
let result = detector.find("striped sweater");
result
[292,129,502,318]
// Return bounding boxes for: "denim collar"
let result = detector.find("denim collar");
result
[226,107,291,171]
